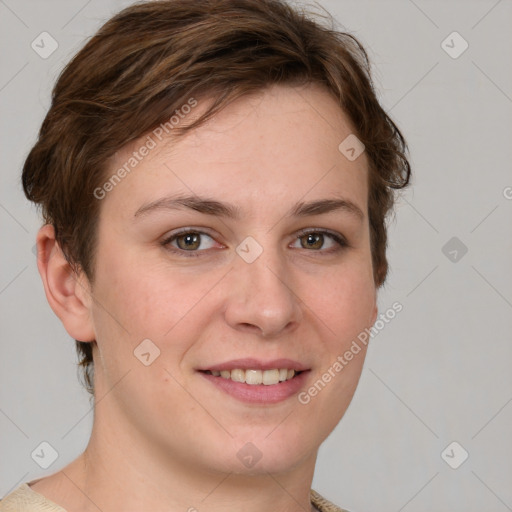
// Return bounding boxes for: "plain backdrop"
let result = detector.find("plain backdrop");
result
[1,1,511,511]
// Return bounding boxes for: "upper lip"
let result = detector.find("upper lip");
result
[198,358,310,372]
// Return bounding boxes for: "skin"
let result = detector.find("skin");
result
[32,83,378,512]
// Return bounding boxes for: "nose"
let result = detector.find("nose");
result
[223,240,303,338]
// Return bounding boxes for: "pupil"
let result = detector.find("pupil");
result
[179,233,200,250]
[305,233,322,249]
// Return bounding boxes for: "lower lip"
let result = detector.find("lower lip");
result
[198,371,310,404]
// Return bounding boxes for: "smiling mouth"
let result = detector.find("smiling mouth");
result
[200,368,303,386]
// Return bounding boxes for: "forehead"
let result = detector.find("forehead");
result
[100,83,369,221]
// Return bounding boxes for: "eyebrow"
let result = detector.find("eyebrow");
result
[133,194,365,222]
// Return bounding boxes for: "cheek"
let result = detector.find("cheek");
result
[90,249,224,382]
[307,262,376,340]
[94,249,202,336]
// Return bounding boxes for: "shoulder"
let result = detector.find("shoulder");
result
[310,489,351,512]
[0,483,67,512]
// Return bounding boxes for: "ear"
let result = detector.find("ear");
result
[36,224,96,342]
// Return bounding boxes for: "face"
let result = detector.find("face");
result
[84,83,378,475]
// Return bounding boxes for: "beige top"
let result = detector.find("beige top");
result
[0,483,348,512]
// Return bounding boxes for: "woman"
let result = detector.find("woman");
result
[1,0,410,510]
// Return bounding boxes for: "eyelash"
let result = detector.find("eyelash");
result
[160,228,349,258]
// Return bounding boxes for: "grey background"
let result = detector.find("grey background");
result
[1,1,511,511]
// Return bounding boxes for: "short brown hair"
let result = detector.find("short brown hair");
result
[22,0,411,396]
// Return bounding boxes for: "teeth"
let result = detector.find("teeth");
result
[245,369,263,385]
[262,369,280,385]
[208,368,297,385]
[230,369,245,383]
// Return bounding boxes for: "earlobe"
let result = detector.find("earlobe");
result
[36,224,96,342]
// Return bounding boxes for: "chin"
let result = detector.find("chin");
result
[210,429,318,475]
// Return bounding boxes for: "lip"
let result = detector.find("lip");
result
[197,358,310,372]
[198,369,310,404]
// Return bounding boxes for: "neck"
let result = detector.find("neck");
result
[56,402,318,512]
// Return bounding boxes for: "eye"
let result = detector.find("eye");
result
[161,228,348,258]
[291,229,348,253]
[162,230,219,257]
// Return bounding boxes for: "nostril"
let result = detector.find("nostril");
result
[239,323,262,334]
